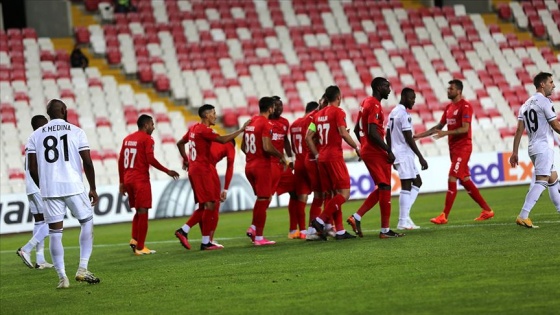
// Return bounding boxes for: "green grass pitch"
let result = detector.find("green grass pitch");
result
[1,185,559,315]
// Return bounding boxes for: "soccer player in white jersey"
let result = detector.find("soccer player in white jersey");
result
[510,72,560,228]
[27,99,100,288]
[16,115,54,270]
[387,88,428,230]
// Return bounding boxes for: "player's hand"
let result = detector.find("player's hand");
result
[420,157,428,170]
[509,153,519,168]
[119,183,127,196]
[182,159,189,171]
[281,157,289,171]
[168,170,180,179]
[220,190,228,202]
[241,119,251,130]
[387,151,395,164]
[433,130,445,140]
[355,147,361,161]
[89,190,99,206]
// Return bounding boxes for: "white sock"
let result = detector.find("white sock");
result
[23,221,48,253]
[353,213,362,221]
[399,190,411,221]
[381,227,390,233]
[182,224,191,233]
[49,229,66,279]
[79,218,94,270]
[201,236,210,244]
[307,227,316,234]
[315,217,325,225]
[336,230,346,235]
[35,222,49,263]
[255,236,263,241]
[520,181,547,218]
[410,185,420,206]
[250,225,256,231]
[325,223,332,230]
[548,180,560,211]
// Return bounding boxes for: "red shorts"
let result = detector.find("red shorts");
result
[189,167,221,204]
[362,152,392,186]
[124,181,152,209]
[276,165,296,195]
[246,163,273,197]
[294,159,312,195]
[304,158,322,192]
[449,150,471,179]
[318,159,350,191]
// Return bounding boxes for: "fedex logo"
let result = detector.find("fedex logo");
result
[470,152,533,185]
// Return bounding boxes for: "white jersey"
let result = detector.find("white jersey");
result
[518,92,557,156]
[387,104,414,163]
[27,119,91,198]
[24,136,40,196]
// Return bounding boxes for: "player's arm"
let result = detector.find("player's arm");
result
[214,119,251,144]
[414,122,445,139]
[367,123,390,152]
[79,150,99,206]
[550,119,560,134]
[28,153,39,187]
[509,120,525,167]
[353,114,361,143]
[404,130,428,170]
[241,132,248,154]
[118,143,126,195]
[224,145,235,190]
[436,122,469,138]
[176,137,189,170]
[284,136,293,158]
[263,136,286,162]
[338,126,360,158]
[305,123,319,159]
[384,129,395,163]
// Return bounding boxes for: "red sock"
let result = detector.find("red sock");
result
[357,189,379,217]
[253,199,270,237]
[379,190,391,228]
[210,202,220,241]
[309,197,322,226]
[332,207,344,232]
[288,198,298,231]
[131,213,138,240]
[319,194,346,222]
[461,180,491,210]
[201,209,215,237]
[296,200,307,231]
[136,213,149,250]
[186,208,203,230]
[443,181,458,217]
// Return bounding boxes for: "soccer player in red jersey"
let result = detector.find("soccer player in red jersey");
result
[118,114,180,255]
[173,139,236,249]
[243,96,288,246]
[347,77,404,239]
[290,101,321,239]
[415,79,494,223]
[174,104,248,250]
[270,96,305,239]
[306,86,360,240]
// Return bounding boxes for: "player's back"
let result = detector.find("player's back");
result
[359,96,386,154]
[244,115,272,166]
[121,130,152,183]
[388,104,413,158]
[29,119,88,198]
[187,123,217,169]
[290,116,308,161]
[315,105,345,160]
[519,93,555,155]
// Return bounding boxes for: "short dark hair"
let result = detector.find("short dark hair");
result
[323,85,340,103]
[31,115,48,130]
[401,87,415,98]
[305,101,319,113]
[371,77,389,90]
[258,96,275,113]
[198,104,215,118]
[448,79,463,91]
[533,72,552,89]
[137,114,153,129]
[272,95,281,101]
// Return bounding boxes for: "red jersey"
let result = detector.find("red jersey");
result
[118,131,168,184]
[358,96,386,155]
[270,116,290,162]
[244,115,273,167]
[314,105,346,161]
[183,123,219,171]
[210,141,235,190]
[290,112,313,161]
[439,99,473,152]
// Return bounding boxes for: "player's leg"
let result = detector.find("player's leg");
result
[432,152,462,224]
[547,171,560,211]
[250,166,276,245]
[408,175,423,228]
[18,194,51,269]
[454,153,493,220]
[295,193,308,239]
[303,158,323,239]
[347,155,380,236]
[131,183,155,254]
[517,153,550,228]
[43,198,69,288]
[124,183,138,252]
[397,178,413,230]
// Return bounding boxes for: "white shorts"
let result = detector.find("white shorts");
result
[531,149,555,177]
[27,192,45,215]
[394,155,419,180]
[43,192,93,224]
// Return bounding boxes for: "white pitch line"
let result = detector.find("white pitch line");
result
[2,220,559,254]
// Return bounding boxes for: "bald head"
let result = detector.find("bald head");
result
[46,99,67,120]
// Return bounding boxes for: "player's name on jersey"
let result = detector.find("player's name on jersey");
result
[291,127,302,132]
[124,140,137,146]
[317,116,328,122]
[42,125,70,132]
[245,126,255,131]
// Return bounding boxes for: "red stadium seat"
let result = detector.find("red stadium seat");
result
[1,111,16,125]
[155,112,170,123]
[90,150,103,161]
[161,134,175,144]
[497,4,512,21]
[102,149,118,160]
[95,117,111,127]
[106,47,122,65]
[221,110,239,128]
[8,168,25,180]
[137,66,153,84]
[74,27,90,45]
